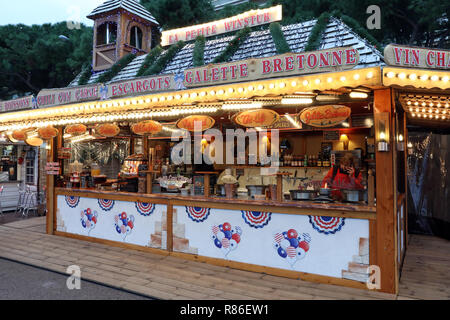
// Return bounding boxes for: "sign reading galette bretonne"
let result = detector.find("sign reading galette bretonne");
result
[184,47,359,87]
[384,44,450,69]
[161,5,282,46]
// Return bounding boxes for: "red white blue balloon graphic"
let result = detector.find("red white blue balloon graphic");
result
[309,216,345,235]
[80,208,98,235]
[98,199,115,211]
[212,222,242,257]
[135,202,156,216]
[114,212,135,241]
[66,196,80,208]
[274,229,311,268]
[241,211,272,229]
[186,206,210,223]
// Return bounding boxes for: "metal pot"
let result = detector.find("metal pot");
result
[247,185,266,198]
[290,190,318,201]
[341,189,360,202]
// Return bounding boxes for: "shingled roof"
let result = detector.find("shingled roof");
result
[69,17,383,87]
[87,0,159,25]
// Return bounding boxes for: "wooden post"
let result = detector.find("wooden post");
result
[46,138,55,235]
[276,174,283,202]
[204,174,210,197]
[373,88,397,294]
[368,169,375,206]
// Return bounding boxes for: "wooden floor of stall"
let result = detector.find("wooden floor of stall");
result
[398,234,450,300]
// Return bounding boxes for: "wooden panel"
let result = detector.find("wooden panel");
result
[374,88,397,294]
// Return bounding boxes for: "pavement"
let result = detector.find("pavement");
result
[0,258,150,300]
[0,216,399,300]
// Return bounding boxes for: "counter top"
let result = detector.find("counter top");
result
[55,188,376,220]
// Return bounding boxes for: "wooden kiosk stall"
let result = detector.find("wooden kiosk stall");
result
[1,2,448,295]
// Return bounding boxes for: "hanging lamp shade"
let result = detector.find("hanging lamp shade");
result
[232,109,280,128]
[12,130,28,141]
[131,120,163,135]
[65,124,87,136]
[96,123,120,137]
[26,137,44,147]
[38,126,59,140]
[176,115,215,132]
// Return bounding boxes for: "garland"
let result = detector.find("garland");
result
[193,36,206,67]
[269,22,291,54]
[96,53,136,84]
[304,11,383,52]
[338,14,384,51]
[212,26,251,64]
[304,12,331,52]
[77,63,93,86]
[143,41,185,76]
[136,45,163,77]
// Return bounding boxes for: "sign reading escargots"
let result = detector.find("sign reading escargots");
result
[299,105,351,128]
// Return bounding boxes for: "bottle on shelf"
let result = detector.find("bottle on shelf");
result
[304,154,308,167]
[317,153,322,167]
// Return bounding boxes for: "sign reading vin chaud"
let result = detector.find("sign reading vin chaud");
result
[384,44,450,69]
[184,47,359,87]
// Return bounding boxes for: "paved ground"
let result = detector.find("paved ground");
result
[0,258,150,300]
[0,217,399,300]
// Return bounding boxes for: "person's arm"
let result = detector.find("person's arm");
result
[322,167,334,187]
[350,169,364,189]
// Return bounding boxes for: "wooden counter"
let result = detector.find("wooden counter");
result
[55,188,376,220]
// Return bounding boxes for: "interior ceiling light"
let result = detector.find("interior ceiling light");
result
[281,97,313,105]
[349,91,369,99]
[221,102,263,110]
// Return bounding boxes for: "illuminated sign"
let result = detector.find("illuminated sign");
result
[161,5,282,46]
[384,44,450,70]
[233,109,280,128]
[184,47,359,87]
[299,105,351,128]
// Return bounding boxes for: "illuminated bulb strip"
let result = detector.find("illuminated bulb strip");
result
[349,92,369,99]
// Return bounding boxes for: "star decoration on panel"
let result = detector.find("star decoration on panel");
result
[241,211,272,229]
[309,216,346,235]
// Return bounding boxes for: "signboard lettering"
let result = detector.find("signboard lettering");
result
[161,5,282,46]
[184,47,359,87]
[299,105,351,128]
[0,95,36,113]
[384,44,450,69]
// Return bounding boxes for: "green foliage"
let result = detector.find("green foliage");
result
[193,36,206,67]
[338,14,384,51]
[0,22,92,99]
[140,0,215,29]
[77,63,93,86]
[213,27,251,64]
[304,12,331,52]
[143,41,185,76]
[269,22,291,54]
[136,45,163,77]
[96,53,136,84]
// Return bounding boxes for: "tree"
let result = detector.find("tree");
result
[0,22,92,100]
[140,0,216,30]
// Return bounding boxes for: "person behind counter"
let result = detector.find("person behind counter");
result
[321,153,364,192]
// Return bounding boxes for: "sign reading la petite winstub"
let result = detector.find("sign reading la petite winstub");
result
[161,5,282,46]
[184,47,360,87]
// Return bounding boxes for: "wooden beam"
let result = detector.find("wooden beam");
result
[46,138,55,235]
[374,88,397,294]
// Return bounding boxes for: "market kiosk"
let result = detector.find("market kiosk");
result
[0,2,448,295]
